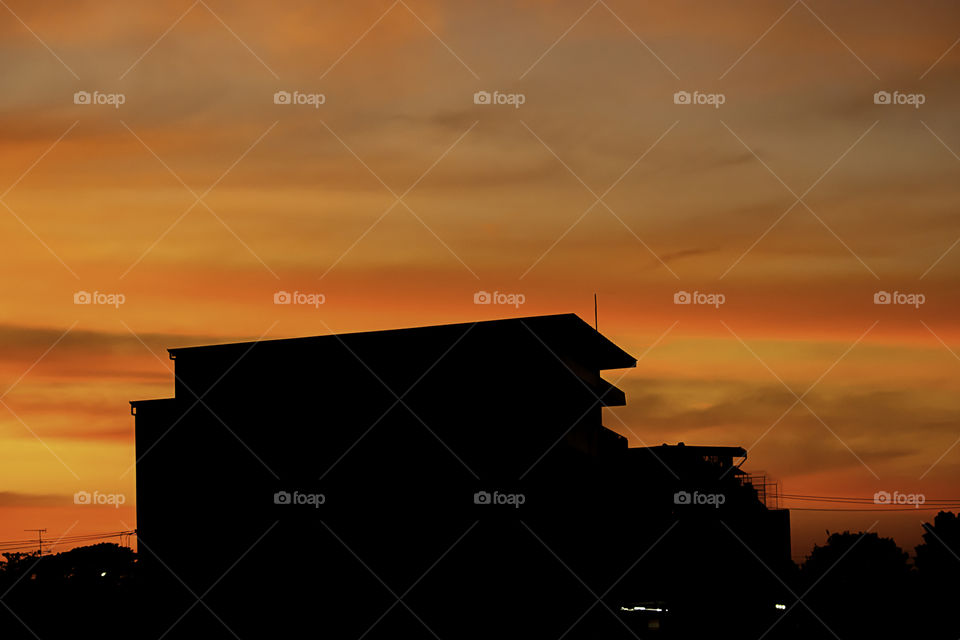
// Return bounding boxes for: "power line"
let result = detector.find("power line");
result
[782,493,960,504]
[777,492,960,512]
[788,507,952,512]
[0,530,136,554]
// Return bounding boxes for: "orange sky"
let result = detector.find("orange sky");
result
[1,0,959,562]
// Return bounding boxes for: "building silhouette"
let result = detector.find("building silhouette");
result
[133,314,791,638]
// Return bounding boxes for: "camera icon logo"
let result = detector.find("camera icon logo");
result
[673,291,691,304]
[73,91,91,105]
[673,91,691,105]
[673,491,691,505]
[274,290,292,304]
[474,491,491,505]
[274,491,292,505]
[873,291,891,304]
[473,91,491,105]
[873,490,891,504]
[873,91,891,105]
[274,91,292,105]
[73,490,91,504]
[473,291,491,304]
[74,290,92,304]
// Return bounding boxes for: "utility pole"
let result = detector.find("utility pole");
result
[594,293,598,330]
[24,529,46,557]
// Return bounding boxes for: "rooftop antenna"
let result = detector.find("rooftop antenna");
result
[594,293,598,331]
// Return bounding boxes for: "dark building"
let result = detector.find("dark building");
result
[133,314,791,638]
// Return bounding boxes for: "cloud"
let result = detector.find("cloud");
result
[0,491,67,507]
[610,378,960,477]
[0,324,242,360]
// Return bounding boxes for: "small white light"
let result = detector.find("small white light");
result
[100,571,107,577]
[775,603,786,610]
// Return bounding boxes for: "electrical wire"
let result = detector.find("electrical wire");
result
[776,493,960,512]
[0,530,136,554]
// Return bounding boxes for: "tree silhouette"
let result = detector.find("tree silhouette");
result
[914,511,960,638]
[915,511,960,578]
[800,531,911,637]
[0,543,137,640]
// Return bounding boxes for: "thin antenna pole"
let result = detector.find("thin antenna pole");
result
[24,528,46,556]
[594,294,598,330]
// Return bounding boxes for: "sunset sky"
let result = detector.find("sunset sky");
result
[1,0,959,561]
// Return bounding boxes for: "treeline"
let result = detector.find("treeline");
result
[0,514,958,638]
[0,542,137,640]
[777,510,959,638]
